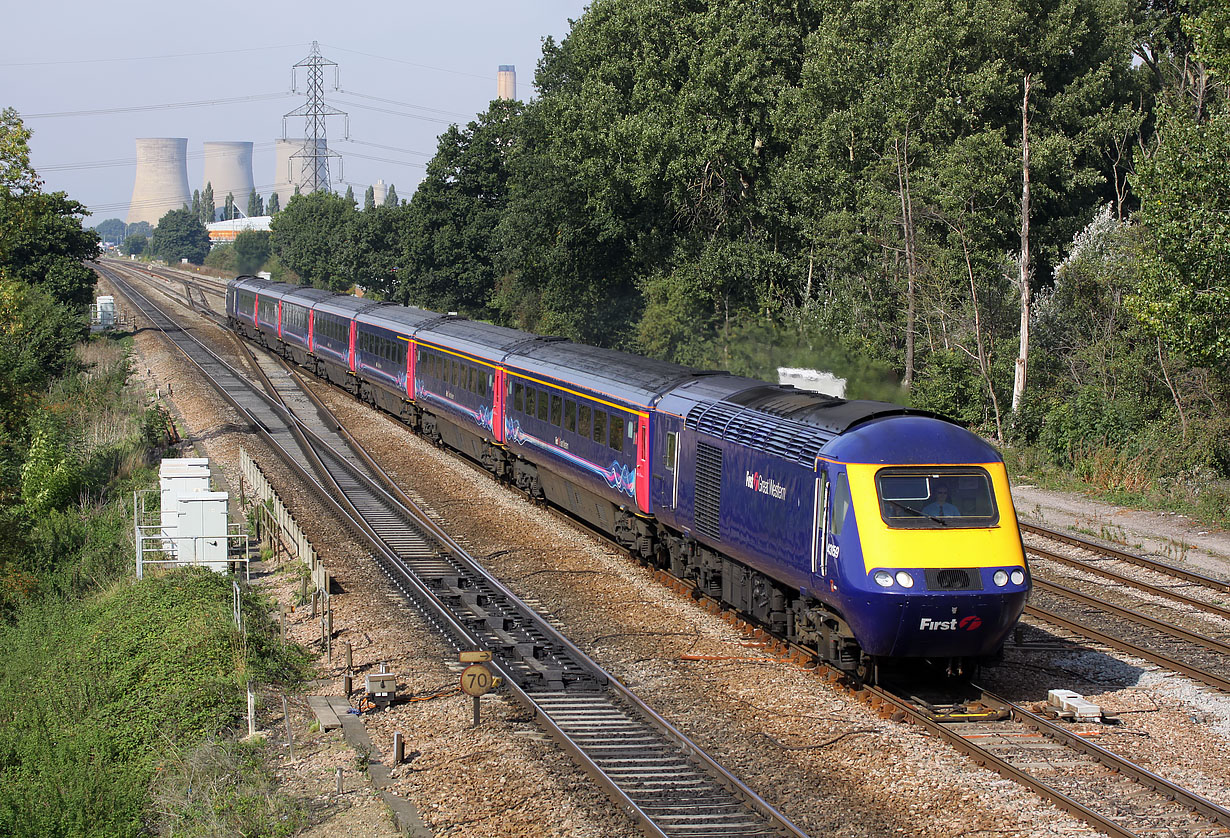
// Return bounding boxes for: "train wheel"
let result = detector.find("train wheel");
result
[853,657,879,689]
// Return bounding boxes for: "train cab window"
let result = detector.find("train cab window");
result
[609,415,624,453]
[537,389,549,422]
[593,410,606,445]
[830,472,851,536]
[874,467,999,529]
[664,431,677,470]
[564,400,576,433]
[550,394,562,426]
[579,404,591,437]
[514,382,524,413]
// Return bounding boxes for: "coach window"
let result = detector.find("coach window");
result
[537,388,549,422]
[609,415,624,453]
[578,403,591,437]
[514,382,524,413]
[593,409,607,445]
[564,400,576,433]
[550,394,562,426]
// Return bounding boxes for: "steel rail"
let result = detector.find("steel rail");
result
[1022,601,1230,692]
[102,264,806,838]
[1033,577,1230,657]
[975,688,1230,830]
[1020,521,1230,593]
[1028,542,1230,622]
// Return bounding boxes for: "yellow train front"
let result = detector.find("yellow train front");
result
[816,414,1030,672]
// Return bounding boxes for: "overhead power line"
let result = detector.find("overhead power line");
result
[24,92,294,120]
[0,43,302,69]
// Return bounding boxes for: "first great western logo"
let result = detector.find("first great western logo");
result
[745,470,787,500]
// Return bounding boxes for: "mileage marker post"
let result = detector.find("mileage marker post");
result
[459,651,495,727]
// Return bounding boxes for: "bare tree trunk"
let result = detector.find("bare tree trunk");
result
[959,227,1004,443]
[894,135,918,389]
[1012,74,1033,416]
[1156,337,1188,442]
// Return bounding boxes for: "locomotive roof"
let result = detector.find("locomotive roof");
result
[660,375,944,467]
[356,302,449,334]
[507,340,704,408]
[414,317,540,364]
[249,281,303,301]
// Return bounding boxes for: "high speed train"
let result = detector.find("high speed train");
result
[228,276,1030,681]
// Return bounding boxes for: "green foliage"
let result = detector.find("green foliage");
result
[150,208,210,265]
[267,191,280,215]
[19,420,80,515]
[246,190,264,218]
[233,230,271,275]
[268,190,357,290]
[1131,102,1230,368]
[120,233,146,256]
[94,218,126,243]
[203,242,236,273]
[363,184,375,210]
[0,107,39,196]
[0,189,99,309]
[0,569,311,837]
[396,100,524,316]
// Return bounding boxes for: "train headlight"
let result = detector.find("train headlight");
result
[874,571,894,587]
[993,570,1009,587]
[1010,570,1025,585]
[894,571,915,588]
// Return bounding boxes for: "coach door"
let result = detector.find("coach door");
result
[811,468,832,580]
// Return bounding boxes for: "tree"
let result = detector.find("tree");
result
[0,107,38,197]
[150,208,210,265]
[364,185,375,210]
[268,192,280,215]
[121,234,147,256]
[0,190,99,309]
[246,191,263,218]
[233,230,271,274]
[94,218,126,244]
[201,182,215,224]
[223,193,235,221]
[191,190,201,221]
[383,184,397,206]
[269,191,357,289]
[397,99,525,317]
[344,185,355,207]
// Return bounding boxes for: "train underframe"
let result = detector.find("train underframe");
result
[235,322,988,683]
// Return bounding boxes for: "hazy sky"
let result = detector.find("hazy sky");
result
[3,1,590,226]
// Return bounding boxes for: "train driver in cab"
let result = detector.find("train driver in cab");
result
[923,482,960,518]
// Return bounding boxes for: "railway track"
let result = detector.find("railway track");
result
[109,263,1230,837]
[1019,524,1230,692]
[868,682,1230,838]
[100,262,807,838]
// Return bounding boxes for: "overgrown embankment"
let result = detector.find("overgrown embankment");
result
[0,336,311,837]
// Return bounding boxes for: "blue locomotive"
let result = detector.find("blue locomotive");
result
[228,277,1030,680]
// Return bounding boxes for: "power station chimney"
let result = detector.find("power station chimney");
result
[201,141,255,220]
[497,65,517,101]
[372,179,388,206]
[127,138,191,225]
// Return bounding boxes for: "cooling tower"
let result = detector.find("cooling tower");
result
[273,137,328,202]
[498,65,517,100]
[127,138,191,225]
[201,141,254,220]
